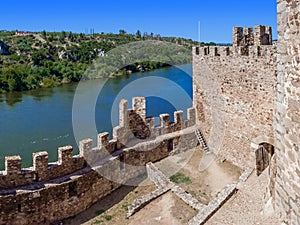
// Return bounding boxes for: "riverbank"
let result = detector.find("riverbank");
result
[0,30,195,92]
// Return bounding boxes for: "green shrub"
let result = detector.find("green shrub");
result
[92,219,102,224]
[103,215,113,221]
[170,172,192,185]
[42,77,59,88]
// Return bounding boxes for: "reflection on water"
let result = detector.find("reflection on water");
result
[0,64,192,169]
[5,92,23,106]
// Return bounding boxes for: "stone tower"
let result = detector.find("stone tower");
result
[232,25,272,47]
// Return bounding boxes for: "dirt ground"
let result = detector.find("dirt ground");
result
[128,191,197,225]
[205,170,281,225]
[155,146,242,204]
[62,146,242,225]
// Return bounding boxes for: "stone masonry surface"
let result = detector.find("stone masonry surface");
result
[0,97,198,224]
[275,0,300,224]
[193,3,300,223]
[193,31,276,170]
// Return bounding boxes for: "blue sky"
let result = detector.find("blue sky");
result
[2,0,277,43]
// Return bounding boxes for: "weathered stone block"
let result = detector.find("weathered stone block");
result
[119,99,128,128]
[174,110,184,130]
[79,138,93,157]
[160,113,170,135]
[33,151,49,181]
[97,132,110,149]
[4,156,21,175]
[58,146,73,166]
[132,97,146,120]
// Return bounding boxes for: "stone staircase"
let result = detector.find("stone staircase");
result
[195,128,209,153]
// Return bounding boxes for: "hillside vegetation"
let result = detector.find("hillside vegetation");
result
[0,30,198,92]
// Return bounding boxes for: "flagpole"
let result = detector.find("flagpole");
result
[198,21,201,47]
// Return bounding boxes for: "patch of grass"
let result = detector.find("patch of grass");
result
[103,215,113,221]
[170,172,192,185]
[122,202,130,211]
[93,219,103,224]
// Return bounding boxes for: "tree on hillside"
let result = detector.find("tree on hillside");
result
[42,30,47,39]
[136,30,141,39]
[119,29,126,35]
[68,32,75,42]
[32,49,48,66]
[59,31,66,43]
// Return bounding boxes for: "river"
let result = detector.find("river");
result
[0,64,192,169]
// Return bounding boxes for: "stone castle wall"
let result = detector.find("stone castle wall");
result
[193,36,276,169]
[275,1,300,224]
[0,97,198,224]
[193,7,300,223]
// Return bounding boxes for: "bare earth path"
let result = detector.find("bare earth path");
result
[128,191,196,225]
[205,170,281,225]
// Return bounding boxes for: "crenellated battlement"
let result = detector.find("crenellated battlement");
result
[0,97,196,190]
[193,25,276,170]
[233,25,272,47]
[193,44,275,58]
[113,97,195,142]
[193,25,275,58]
[0,97,198,224]
[0,147,86,189]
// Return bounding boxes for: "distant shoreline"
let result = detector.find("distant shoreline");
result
[0,30,196,92]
